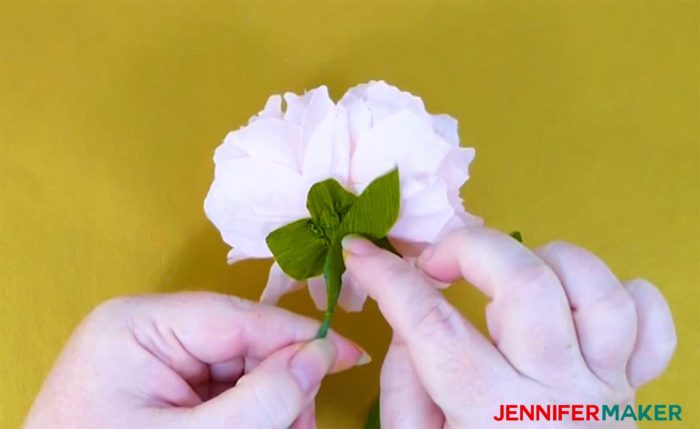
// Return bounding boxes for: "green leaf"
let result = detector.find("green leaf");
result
[266,219,327,280]
[306,178,357,233]
[371,236,400,257]
[316,241,345,338]
[340,168,400,239]
[509,230,523,243]
[364,398,381,429]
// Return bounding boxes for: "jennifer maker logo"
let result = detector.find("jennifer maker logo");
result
[493,404,682,422]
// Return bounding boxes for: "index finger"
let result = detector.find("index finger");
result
[417,227,586,383]
[342,235,514,418]
[119,292,365,370]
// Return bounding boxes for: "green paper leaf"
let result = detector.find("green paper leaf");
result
[341,168,400,239]
[306,178,357,233]
[267,168,402,338]
[509,230,523,243]
[364,398,381,429]
[371,236,400,256]
[316,241,345,338]
[266,218,327,280]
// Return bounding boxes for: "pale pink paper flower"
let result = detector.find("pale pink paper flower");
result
[204,81,482,312]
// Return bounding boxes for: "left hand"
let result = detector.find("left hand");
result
[24,292,367,429]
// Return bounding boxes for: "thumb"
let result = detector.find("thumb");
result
[192,338,337,429]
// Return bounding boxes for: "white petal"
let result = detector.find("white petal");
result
[300,86,334,146]
[390,178,455,243]
[302,105,350,185]
[350,110,451,188]
[431,114,460,146]
[307,276,327,310]
[440,147,475,191]
[232,119,301,171]
[213,131,248,164]
[260,263,302,305]
[342,81,427,124]
[250,95,283,123]
[204,157,308,258]
[339,93,372,153]
[226,248,250,264]
[283,85,330,126]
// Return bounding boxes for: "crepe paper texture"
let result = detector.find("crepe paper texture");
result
[204,81,482,331]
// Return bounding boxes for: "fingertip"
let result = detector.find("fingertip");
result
[325,330,371,373]
[341,235,379,257]
[415,233,464,283]
[624,279,677,387]
[289,338,336,393]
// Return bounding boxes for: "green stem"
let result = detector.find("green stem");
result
[316,288,339,338]
[315,243,344,338]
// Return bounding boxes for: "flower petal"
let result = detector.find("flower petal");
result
[440,147,475,191]
[390,178,455,243]
[431,114,460,146]
[302,105,351,185]
[230,118,301,171]
[249,95,283,123]
[306,274,367,312]
[260,262,302,305]
[342,81,427,125]
[204,157,308,258]
[307,276,327,310]
[350,110,451,190]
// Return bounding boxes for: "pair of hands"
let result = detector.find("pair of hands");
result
[25,227,676,428]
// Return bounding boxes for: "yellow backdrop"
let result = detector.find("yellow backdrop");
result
[1,2,698,428]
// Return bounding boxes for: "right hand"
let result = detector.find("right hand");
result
[343,227,676,428]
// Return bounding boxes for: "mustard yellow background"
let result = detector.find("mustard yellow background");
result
[1,1,698,428]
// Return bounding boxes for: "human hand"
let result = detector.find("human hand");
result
[343,227,676,428]
[24,292,369,429]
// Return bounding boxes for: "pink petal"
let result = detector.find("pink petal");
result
[307,276,327,310]
[431,114,460,146]
[342,81,426,125]
[231,118,301,171]
[260,262,302,305]
[283,86,330,126]
[213,131,248,163]
[391,178,455,243]
[249,95,283,123]
[204,157,308,258]
[226,248,250,264]
[302,106,351,185]
[300,86,334,146]
[350,110,451,189]
[338,94,371,153]
[440,147,475,191]
[306,274,367,313]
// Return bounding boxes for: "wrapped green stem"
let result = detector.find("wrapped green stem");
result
[316,243,344,338]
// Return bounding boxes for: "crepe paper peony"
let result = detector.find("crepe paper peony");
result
[204,81,482,336]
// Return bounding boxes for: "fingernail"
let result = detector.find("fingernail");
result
[289,339,336,393]
[356,349,372,366]
[341,235,377,256]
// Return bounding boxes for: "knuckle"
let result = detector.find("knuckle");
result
[86,295,133,325]
[511,263,559,295]
[239,377,299,427]
[542,240,587,264]
[382,258,417,285]
[625,277,655,294]
[413,297,462,337]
